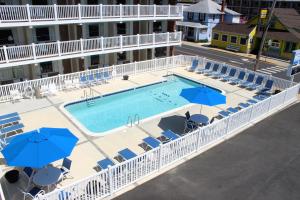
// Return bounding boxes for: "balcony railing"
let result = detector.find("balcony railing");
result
[0,4,183,27]
[0,32,182,68]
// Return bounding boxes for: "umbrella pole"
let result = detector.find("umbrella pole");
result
[200,105,203,114]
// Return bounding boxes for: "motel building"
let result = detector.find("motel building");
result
[0,0,182,85]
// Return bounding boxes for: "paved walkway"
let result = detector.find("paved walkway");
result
[116,102,300,200]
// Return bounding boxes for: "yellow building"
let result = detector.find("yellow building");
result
[248,8,300,60]
[211,23,256,54]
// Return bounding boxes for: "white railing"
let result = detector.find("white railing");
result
[0,55,298,200]
[36,84,299,200]
[0,32,182,68]
[0,4,183,27]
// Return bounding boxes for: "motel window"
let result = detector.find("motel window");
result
[117,23,126,35]
[284,42,297,53]
[91,55,100,67]
[213,33,219,40]
[187,12,194,21]
[212,14,215,20]
[240,37,247,45]
[222,34,228,42]
[35,27,50,42]
[89,24,99,37]
[40,62,53,74]
[198,13,205,22]
[230,36,237,43]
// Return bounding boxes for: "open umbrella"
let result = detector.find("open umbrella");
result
[180,86,226,112]
[1,127,78,168]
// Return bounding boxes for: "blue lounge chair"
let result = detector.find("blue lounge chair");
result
[227,107,239,113]
[218,110,231,118]
[79,75,89,87]
[239,102,251,109]
[222,68,237,81]
[253,94,269,101]
[97,158,115,170]
[118,148,137,160]
[196,62,212,74]
[240,73,255,87]
[0,112,18,121]
[229,71,246,84]
[187,59,199,72]
[88,74,96,85]
[212,66,227,78]
[0,123,24,135]
[0,116,20,127]
[162,130,180,140]
[204,64,219,75]
[247,99,258,104]
[259,80,274,95]
[247,76,264,90]
[205,64,219,75]
[103,71,112,82]
[95,72,104,83]
[143,137,161,149]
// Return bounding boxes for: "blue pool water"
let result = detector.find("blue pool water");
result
[65,76,222,134]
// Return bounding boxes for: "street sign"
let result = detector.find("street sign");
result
[287,50,300,78]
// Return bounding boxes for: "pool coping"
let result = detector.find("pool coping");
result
[59,74,226,137]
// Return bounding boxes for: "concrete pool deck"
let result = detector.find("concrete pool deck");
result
[0,67,261,200]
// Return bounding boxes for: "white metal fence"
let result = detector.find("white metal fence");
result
[0,32,182,68]
[18,55,298,200]
[0,4,183,26]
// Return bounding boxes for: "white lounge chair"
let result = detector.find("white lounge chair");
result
[10,90,22,102]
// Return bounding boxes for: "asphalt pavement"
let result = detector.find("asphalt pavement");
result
[175,44,300,82]
[116,102,300,200]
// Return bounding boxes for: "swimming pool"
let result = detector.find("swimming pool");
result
[64,75,224,135]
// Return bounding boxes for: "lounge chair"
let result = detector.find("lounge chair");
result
[253,94,269,101]
[0,112,19,121]
[246,76,264,90]
[0,116,20,127]
[79,75,89,87]
[60,158,72,180]
[247,99,258,104]
[64,80,74,90]
[0,123,24,136]
[211,66,227,78]
[240,73,255,87]
[186,59,199,72]
[97,158,115,170]
[162,130,180,140]
[258,80,274,95]
[22,186,45,200]
[118,148,137,160]
[103,71,112,83]
[221,68,237,81]
[196,62,212,74]
[10,90,22,102]
[88,74,96,85]
[218,110,231,118]
[227,107,239,113]
[23,167,34,180]
[48,83,58,95]
[95,72,104,84]
[239,102,251,109]
[143,137,161,149]
[229,71,246,84]
[184,111,197,133]
[204,63,219,75]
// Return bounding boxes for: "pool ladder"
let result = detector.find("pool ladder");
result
[127,114,140,127]
[83,88,95,107]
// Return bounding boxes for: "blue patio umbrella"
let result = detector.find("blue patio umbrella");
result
[180,86,226,109]
[1,127,78,168]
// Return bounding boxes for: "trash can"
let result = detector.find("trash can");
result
[123,75,129,80]
[34,87,42,99]
[4,170,19,183]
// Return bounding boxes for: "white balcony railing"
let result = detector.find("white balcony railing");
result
[0,32,182,68]
[0,4,183,27]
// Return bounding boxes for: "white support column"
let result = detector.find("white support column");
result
[154,4,156,18]
[99,4,103,19]
[32,43,36,60]
[137,4,140,18]
[78,4,82,20]
[158,144,163,170]
[101,36,104,50]
[120,4,122,19]
[54,4,58,21]
[57,40,61,56]
[108,166,114,195]
[3,46,9,63]
[26,4,31,22]
[167,32,170,44]
[80,38,84,54]
[153,32,155,45]
[168,5,171,17]
[137,34,140,47]
[120,35,123,49]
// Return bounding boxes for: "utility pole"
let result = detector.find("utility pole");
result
[253,0,277,71]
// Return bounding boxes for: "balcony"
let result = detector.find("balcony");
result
[0,32,182,68]
[0,4,183,28]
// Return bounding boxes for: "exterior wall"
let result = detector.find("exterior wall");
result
[224,15,240,24]
[211,27,256,54]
